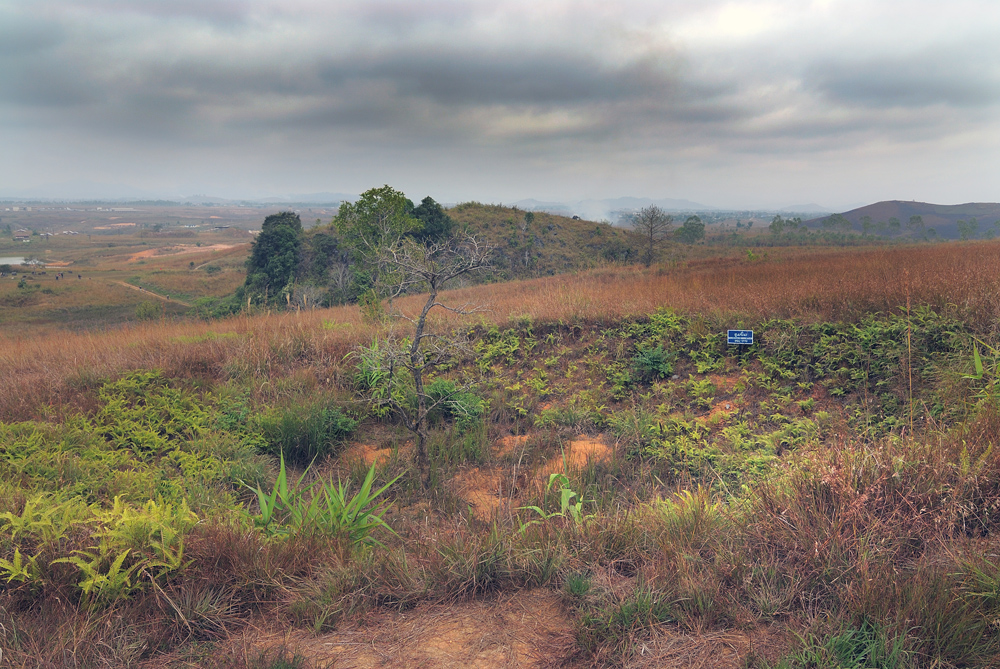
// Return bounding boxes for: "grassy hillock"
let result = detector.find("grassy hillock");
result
[447,202,642,279]
[282,202,643,311]
[2,242,1000,666]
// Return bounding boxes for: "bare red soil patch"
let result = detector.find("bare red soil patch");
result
[495,435,529,458]
[703,400,738,424]
[451,467,514,520]
[540,435,612,476]
[127,243,240,262]
[341,442,401,467]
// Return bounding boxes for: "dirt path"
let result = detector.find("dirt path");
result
[190,586,787,668]
[248,589,577,668]
[113,281,192,307]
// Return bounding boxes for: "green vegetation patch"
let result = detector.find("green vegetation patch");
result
[0,372,267,509]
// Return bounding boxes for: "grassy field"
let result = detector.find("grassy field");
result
[2,241,1000,667]
[0,227,250,332]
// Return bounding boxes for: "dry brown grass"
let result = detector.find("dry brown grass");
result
[449,241,1000,330]
[4,241,1000,421]
[0,307,372,420]
[267,588,576,668]
[130,242,250,296]
[133,269,246,299]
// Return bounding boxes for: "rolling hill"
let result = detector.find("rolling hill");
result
[446,202,644,279]
[806,200,1000,239]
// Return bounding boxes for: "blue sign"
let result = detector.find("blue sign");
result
[728,329,753,345]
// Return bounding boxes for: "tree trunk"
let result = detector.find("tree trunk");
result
[411,281,438,487]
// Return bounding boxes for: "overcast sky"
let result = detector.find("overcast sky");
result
[1,0,998,209]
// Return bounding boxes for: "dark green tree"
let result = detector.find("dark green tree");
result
[823,214,853,234]
[240,211,303,305]
[957,217,979,241]
[334,185,421,301]
[769,215,785,235]
[411,196,455,244]
[335,186,420,258]
[677,215,705,244]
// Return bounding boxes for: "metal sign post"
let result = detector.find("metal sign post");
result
[727,329,753,356]
[727,330,753,345]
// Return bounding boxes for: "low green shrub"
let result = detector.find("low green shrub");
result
[428,421,487,468]
[425,379,485,430]
[632,344,676,383]
[93,371,209,455]
[0,374,249,510]
[135,300,162,320]
[577,584,676,659]
[257,399,357,466]
[0,493,197,609]
[564,571,592,598]
[773,620,911,669]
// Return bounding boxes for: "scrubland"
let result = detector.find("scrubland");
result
[3,241,1000,667]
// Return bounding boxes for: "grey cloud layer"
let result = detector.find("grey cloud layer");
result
[1,0,998,205]
[809,53,1000,109]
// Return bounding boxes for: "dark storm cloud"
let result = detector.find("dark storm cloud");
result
[0,1,696,149]
[0,1,776,150]
[809,50,1000,109]
[319,50,676,107]
[0,8,86,106]
[0,13,63,57]
[343,0,483,31]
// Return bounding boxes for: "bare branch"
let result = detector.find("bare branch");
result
[355,232,493,487]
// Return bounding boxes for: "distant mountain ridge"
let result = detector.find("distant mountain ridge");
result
[513,197,718,222]
[806,200,1000,240]
[0,190,356,206]
[1,180,164,202]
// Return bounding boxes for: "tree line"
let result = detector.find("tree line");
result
[235,193,731,313]
[624,205,705,267]
[237,186,457,309]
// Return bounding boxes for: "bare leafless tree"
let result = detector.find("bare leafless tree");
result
[328,255,353,301]
[630,205,673,267]
[364,234,492,485]
[289,283,325,310]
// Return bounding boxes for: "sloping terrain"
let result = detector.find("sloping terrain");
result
[3,243,1000,667]
[447,203,643,279]
[805,200,1000,239]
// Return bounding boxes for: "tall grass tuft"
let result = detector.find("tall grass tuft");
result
[257,398,357,465]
